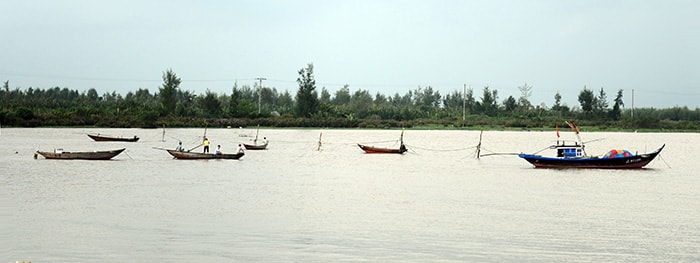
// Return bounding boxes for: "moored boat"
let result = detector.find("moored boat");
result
[166,149,244,160]
[518,121,664,169]
[357,144,407,154]
[88,133,139,142]
[358,129,408,154]
[518,142,664,169]
[36,148,125,160]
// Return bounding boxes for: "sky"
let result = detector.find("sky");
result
[1,0,698,109]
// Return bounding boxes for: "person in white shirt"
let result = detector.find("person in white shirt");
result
[176,141,185,152]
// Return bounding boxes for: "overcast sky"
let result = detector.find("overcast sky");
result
[2,0,698,108]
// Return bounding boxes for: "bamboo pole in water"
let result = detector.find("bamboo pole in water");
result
[476,130,483,159]
[317,131,323,151]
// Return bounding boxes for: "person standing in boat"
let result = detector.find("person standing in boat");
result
[215,145,222,155]
[203,137,210,153]
[262,137,268,145]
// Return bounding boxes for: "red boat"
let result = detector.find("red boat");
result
[88,133,139,142]
[357,144,407,154]
[358,129,408,154]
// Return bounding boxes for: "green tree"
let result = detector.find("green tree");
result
[611,89,624,120]
[349,89,373,117]
[374,92,388,107]
[551,91,570,114]
[159,69,181,115]
[578,86,596,114]
[277,90,294,115]
[229,84,256,117]
[200,90,221,117]
[443,90,462,113]
[595,87,609,118]
[414,86,441,110]
[504,96,517,112]
[295,63,319,117]
[552,91,562,111]
[320,87,331,105]
[86,88,100,102]
[478,86,498,116]
[332,85,351,105]
[464,87,476,113]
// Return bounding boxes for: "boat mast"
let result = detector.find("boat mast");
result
[565,121,586,156]
[254,124,260,145]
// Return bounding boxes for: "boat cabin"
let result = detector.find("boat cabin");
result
[554,141,584,158]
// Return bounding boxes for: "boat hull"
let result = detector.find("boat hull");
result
[36,148,125,160]
[166,149,244,160]
[358,144,407,154]
[88,134,139,142]
[518,145,664,169]
[243,143,267,150]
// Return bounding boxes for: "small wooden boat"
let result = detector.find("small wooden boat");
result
[88,133,139,142]
[358,129,408,154]
[243,124,267,150]
[518,121,664,169]
[358,143,407,154]
[166,149,244,160]
[36,148,125,160]
[243,142,268,150]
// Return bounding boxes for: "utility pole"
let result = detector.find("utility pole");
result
[631,89,634,119]
[462,84,466,122]
[255,77,266,114]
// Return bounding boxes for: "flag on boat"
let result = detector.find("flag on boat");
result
[565,121,579,134]
[556,124,560,138]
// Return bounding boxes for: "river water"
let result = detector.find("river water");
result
[2,128,699,262]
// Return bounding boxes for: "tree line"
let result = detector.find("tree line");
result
[1,64,699,130]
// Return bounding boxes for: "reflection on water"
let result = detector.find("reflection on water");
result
[3,128,700,262]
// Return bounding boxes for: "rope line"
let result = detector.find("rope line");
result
[405,144,476,152]
[357,139,397,145]
[657,153,672,168]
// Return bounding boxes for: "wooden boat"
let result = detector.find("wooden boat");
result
[243,125,267,150]
[518,121,664,169]
[358,129,408,154]
[36,148,125,160]
[358,143,407,154]
[88,133,139,142]
[243,142,268,150]
[166,149,244,160]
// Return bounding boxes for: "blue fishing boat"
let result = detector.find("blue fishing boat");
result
[518,121,665,169]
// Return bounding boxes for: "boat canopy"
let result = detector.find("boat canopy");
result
[554,141,584,158]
